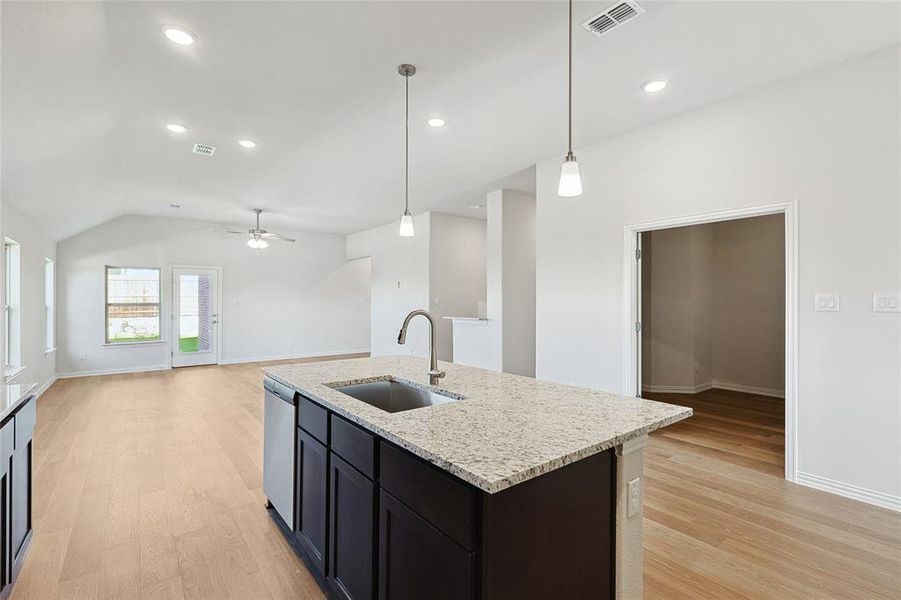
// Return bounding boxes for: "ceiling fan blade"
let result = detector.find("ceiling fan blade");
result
[261,232,296,243]
[224,229,246,235]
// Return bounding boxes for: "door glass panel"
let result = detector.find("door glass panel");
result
[179,274,212,353]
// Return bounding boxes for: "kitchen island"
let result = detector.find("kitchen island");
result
[262,356,691,600]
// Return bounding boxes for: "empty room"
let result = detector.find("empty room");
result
[0,1,899,599]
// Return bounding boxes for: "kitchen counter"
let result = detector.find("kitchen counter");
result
[263,355,691,494]
[0,382,37,422]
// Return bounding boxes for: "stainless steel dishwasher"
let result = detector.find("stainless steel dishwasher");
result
[263,376,297,529]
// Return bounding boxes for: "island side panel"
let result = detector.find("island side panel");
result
[480,449,615,599]
[615,436,646,600]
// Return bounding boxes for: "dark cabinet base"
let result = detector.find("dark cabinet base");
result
[267,391,615,600]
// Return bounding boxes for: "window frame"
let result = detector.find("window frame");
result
[4,238,22,377]
[104,265,163,345]
[44,258,55,353]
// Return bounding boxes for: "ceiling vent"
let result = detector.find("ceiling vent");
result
[582,0,645,38]
[192,142,216,156]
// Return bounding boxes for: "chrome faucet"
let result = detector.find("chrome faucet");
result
[397,309,446,385]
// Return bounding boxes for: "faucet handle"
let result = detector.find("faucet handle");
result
[429,369,446,380]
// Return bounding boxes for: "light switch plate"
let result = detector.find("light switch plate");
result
[815,293,840,312]
[873,293,901,313]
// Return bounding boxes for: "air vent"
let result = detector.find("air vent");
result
[582,0,645,38]
[192,142,216,156]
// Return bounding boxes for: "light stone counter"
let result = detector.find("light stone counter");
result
[0,382,37,422]
[263,355,691,494]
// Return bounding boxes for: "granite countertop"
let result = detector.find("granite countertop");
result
[0,382,37,422]
[263,356,691,494]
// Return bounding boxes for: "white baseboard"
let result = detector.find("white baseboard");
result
[710,381,785,399]
[217,349,370,366]
[796,471,901,513]
[642,380,784,398]
[641,382,713,395]
[57,365,170,379]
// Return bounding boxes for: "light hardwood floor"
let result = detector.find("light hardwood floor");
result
[10,361,901,599]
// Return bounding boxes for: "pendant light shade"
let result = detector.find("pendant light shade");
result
[558,153,582,197]
[398,64,416,237]
[398,211,414,237]
[558,0,583,197]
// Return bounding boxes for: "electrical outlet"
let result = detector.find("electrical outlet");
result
[79,352,87,361]
[287,340,294,348]
[627,477,641,519]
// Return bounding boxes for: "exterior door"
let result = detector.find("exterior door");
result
[172,267,219,367]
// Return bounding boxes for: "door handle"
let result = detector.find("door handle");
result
[212,320,219,324]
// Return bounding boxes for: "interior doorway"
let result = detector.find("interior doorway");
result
[171,266,221,367]
[639,214,786,474]
[623,201,797,480]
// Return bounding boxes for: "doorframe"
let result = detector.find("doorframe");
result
[168,264,223,368]
[621,199,798,482]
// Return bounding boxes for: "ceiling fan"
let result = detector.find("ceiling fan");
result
[226,208,296,249]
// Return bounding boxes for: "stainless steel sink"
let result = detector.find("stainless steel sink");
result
[331,379,461,414]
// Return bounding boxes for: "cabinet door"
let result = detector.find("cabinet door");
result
[9,440,31,581]
[378,490,475,600]
[296,429,328,577]
[328,454,375,600]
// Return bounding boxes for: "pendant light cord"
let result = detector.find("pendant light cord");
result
[567,0,573,157]
[404,73,410,214]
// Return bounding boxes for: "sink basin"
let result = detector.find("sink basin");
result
[332,379,461,414]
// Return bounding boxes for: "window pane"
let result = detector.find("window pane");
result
[178,274,212,353]
[106,267,160,342]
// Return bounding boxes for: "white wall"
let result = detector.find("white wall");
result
[1,201,57,392]
[57,215,370,375]
[428,213,487,361]
[712,215,785,393]
[536,47,900,503]
[491,190,536,377]
[347,213,431,359]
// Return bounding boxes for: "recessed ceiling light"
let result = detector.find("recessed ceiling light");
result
[165,123,188,133]
[642,79,668,93]
[427,118,446,128]
[162,26,196,46]
[238,140,257,149]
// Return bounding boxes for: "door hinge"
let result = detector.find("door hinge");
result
[635,248,642,260]
[635,321,642,333]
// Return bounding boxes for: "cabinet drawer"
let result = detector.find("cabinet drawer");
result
[330,415,375,479]
[379,442,477,551]
[14,397,36,449]
[299,396,328,444]
[0,417,13,464]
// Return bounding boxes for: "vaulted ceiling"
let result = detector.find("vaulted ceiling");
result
[2,1,898,240]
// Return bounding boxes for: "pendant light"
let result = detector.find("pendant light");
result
[558,0,583,197]
[398,64,416,237]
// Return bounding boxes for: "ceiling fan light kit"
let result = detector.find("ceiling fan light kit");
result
[227,208,296,251]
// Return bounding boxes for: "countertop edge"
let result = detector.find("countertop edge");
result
[262,368,692,494]
[1,382,38,423]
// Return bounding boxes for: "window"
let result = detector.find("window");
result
[45,258,55,351]
[4,239,21,375]
[105,266,161,344]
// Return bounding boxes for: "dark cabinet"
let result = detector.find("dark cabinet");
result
[296,428,328,577]
[378,490,475,600]
[328,453,375,600]
[9,397,34,584]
